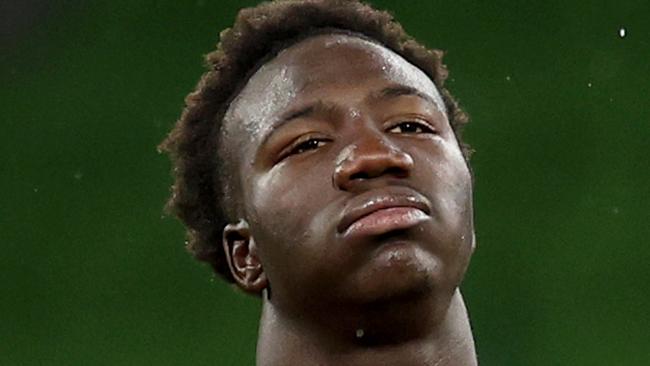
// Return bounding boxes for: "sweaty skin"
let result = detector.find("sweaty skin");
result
[221,34,477,366]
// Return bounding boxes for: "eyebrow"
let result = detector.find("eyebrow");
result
[259,101,337,147]
[371,85,437,106]
[277,104,319,128]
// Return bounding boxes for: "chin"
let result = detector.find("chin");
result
[348,240,443,304]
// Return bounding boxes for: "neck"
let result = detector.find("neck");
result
[256,289,477,366]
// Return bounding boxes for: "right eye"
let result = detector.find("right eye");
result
[280,137,330,160]
[291,139,327,154]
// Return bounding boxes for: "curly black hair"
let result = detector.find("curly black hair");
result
[159,0,471,283]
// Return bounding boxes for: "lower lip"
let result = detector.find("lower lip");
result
[343,207,429,237]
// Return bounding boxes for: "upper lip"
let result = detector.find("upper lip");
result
[337,186,432,234]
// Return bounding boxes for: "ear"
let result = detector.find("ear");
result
[222,219,268,294]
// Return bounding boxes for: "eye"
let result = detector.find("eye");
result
[387,120,436,134]
[292,138,327,154]
[282,137,329,159]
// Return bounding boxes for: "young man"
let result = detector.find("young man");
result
[160,1,477,365]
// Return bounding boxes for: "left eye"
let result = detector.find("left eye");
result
[387,121,435,134]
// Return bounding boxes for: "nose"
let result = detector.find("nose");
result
[333,132,414,192]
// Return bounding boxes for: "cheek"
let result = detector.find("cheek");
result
[437,148,474,280]
[246,161,333,249]
[417,136,471,202]
[416,139,474,267]
[439,146,473,235]
[244,162,340,293]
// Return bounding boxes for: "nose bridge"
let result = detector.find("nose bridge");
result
[333,122,414,191]
[343,128,397,162]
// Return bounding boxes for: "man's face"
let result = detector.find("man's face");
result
[222,34,474,312]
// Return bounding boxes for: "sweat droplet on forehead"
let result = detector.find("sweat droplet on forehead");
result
[292,39,445,114]
[376,50,446,113]
[224,64,298,139]
[222,34,447,157]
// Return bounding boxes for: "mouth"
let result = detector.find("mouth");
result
[337,188,432,238]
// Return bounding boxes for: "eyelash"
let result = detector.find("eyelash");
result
[387,120,436,134]
[281,120,436,160]
[287,138,330,157]
[280,137,330,160]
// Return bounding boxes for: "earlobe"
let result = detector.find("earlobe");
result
[223,219,268,294]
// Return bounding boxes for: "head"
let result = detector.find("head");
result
[160,0,474,314]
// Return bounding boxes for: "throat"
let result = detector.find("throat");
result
[348,290,440,347]
[256,289,477,366]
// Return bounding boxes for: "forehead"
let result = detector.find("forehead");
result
[221,33,445,152]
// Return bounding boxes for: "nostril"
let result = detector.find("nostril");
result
[348,167,407,182]
[384,166,408,178]
[349,171,369,181]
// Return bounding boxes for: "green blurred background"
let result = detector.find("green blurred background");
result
[2,0,648,365]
